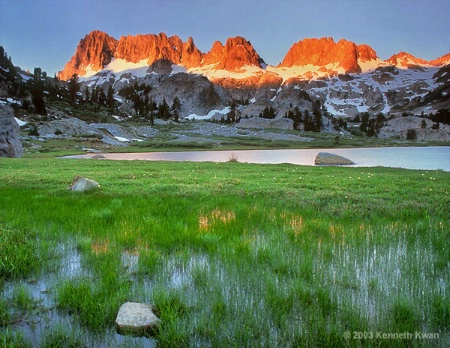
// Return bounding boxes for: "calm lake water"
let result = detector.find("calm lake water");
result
[66,146,450,171]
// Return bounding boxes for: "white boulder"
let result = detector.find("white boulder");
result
[115,302,160,335]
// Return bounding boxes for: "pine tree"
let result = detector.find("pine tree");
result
[132,93,142,115]
[227,100,239,124]
[375,113,385,130]
[145,98,156,125]
[359,112,370,133]
[158,98,170,120]
[107,85,115,110]
[171,96,181,122]
[84,87,90,104]
[312,100,322,132]
[303,110,312,131]
[98,88,106,106]
[68,74,80,102]
[31,67,46,115]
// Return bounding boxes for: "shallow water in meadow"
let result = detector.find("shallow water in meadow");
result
[2,243,158,347]
[2,221,448,346]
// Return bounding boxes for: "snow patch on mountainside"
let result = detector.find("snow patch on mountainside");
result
[186,106,230,120]
[358,59,387,73]
[82,64,97,78]
[188,65,263,80]
[267,63,346,82]
[105,59,149,77]
[79,59,150,82]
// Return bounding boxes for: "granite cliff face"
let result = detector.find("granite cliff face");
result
[279,37,377,73]
[58,31,264,79]
[114,33,203,68]
[181,37,203,68]
[201,36,264,70]
[58,30,118,80]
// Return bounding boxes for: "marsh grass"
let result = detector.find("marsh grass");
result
[0,328,30,348]
[41,326,86,348]
[0,157,449,346]
[0,228,38,280]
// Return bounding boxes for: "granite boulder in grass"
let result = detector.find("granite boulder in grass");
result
[69,176,100,192]
[115,302,161,336]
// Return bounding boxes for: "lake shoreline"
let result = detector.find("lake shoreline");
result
[63,146,450,171]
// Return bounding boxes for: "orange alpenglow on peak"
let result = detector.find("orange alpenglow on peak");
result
[357,44,378,62]
[58,31,267,80]
[429,53,450,66]
[278,37,378,73]
[114,33,187,66]
[58,30,205,80]
[181,37,203,68]
[201,36,265,71]
[58,30,118,80]
[387,51,428,64]
[58,31,448,80]
[385,52,450,68]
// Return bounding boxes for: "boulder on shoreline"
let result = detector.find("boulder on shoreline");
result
[315,152,355,166]
[115,302,160,336]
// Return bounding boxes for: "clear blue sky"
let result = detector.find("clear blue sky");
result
[1,0,449,75]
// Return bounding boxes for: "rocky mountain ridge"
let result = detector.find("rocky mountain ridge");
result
[58,31,264,80]
[59,30,449,81]
[57,30,450,121]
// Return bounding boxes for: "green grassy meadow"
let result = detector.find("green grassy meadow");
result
[0,157,449,347]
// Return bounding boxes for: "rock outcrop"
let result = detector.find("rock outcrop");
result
[237,117,293,130]
[114,32,202,68]
[386,52,429,69]
[429,53,450,67]
[0,105,23,158]
[58,30,118,80]
[279,37,376,73]
[202,36,264,70]
[115,302,160,335]
[357,44,378,62]
[315,152,354,166]
[378,116,450,142]
[181,37,203,68]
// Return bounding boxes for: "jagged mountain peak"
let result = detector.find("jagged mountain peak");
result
[58,30,118,80]
[58,31,266,80]
[430,53,450,66]
[114,32,186,67]
[201,36,264,70]
[357,44,378,62]
[58,30,449,87]
[386,51,430,68]
[278,37,378,74]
